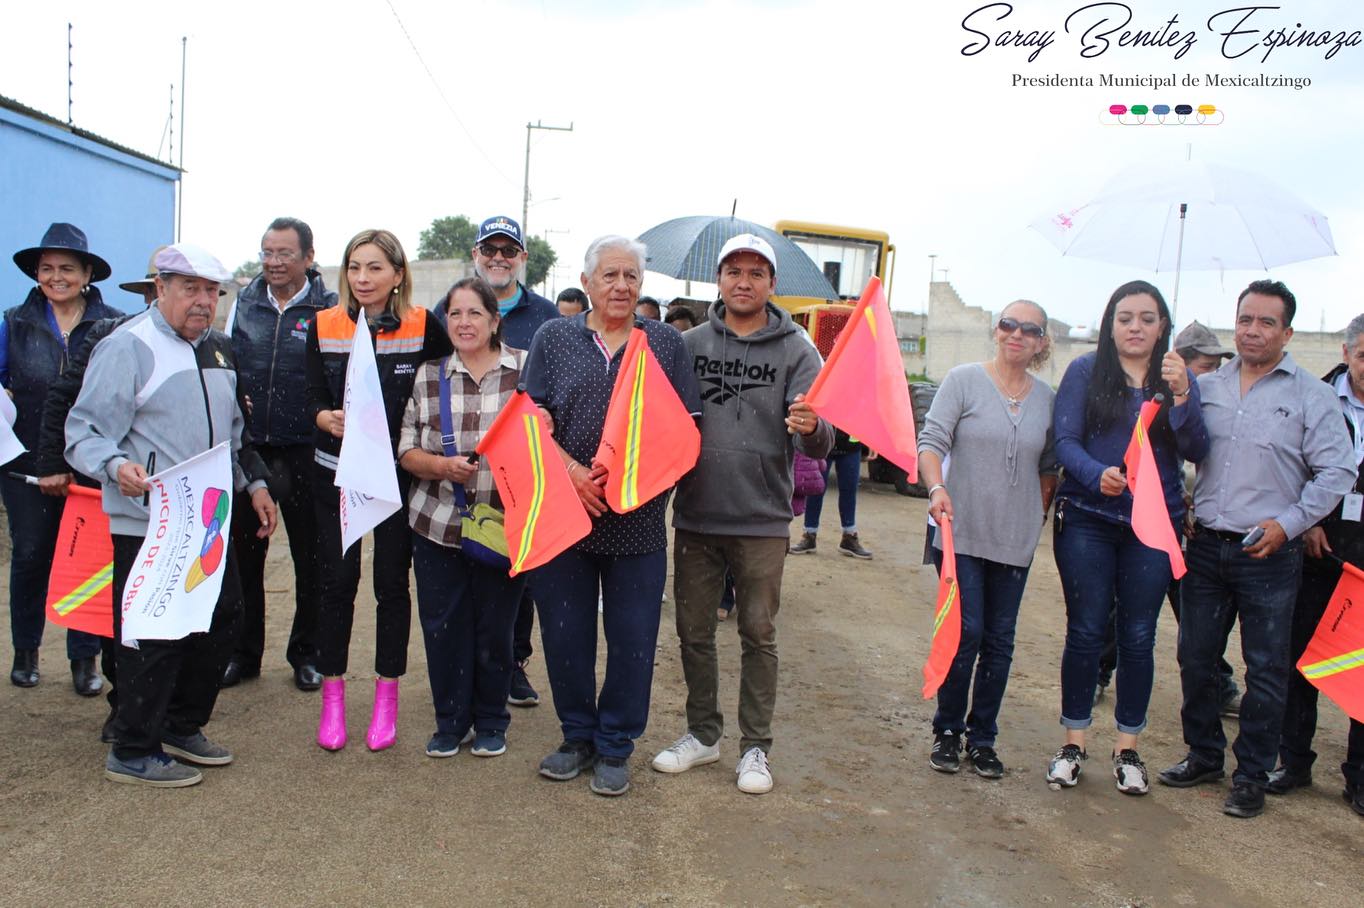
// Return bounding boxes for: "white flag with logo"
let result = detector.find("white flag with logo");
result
[0,390,25,466]
[334,314,401,552]
[121,441,233,644]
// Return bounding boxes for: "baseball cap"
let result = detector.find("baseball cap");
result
[717,233,777,273]
[1173,320,1233,358]
[477,216,524,248]
[155,244,233,283]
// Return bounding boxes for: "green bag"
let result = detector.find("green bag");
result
[439,360,511,572]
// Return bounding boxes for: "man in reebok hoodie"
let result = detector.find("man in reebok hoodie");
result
[653,233,832,795]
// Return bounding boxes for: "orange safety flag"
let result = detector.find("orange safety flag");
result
[804,277,918,482]
[476,390,592,576]
[1297,561,1364,722]
[922,519,960,699]
[594,327,700,513]
[1123,399,1186,579]
[45,485,114,637]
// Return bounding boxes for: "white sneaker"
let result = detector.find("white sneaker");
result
[736,746,773,794]
[1113,749,1150,796]
[1047,743,1086,787]
[651,733,720,773]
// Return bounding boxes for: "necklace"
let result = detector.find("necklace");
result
[989,362,1029,407]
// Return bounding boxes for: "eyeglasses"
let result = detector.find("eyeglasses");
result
[477,243,522,260]
[997,317,1046,338]
[258,250,300,264]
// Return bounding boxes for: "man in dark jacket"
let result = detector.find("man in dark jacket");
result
[1266,314,1364,817]
[222,218,335,691]
[652,234,833,796]
[466,215,559,706]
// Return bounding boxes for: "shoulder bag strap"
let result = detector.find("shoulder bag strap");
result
[436,358,470,511]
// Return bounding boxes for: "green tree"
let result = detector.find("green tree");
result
[417,215,478,260]
[526,235,557,288]
[234,259,261,281]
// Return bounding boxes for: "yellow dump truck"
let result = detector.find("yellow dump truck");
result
[769,220,895,358]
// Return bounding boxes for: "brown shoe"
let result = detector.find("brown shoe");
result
[839,532,873,559]
[788,532,817,555]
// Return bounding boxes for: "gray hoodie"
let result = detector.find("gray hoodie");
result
[672,301,833,537]
[65,306,260,536]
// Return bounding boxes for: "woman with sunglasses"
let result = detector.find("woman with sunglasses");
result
[918,301,1059,779]
[306,229,452,752]
[1046,280,1208,795]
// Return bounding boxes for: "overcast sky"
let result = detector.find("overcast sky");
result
[4,0,1362,331]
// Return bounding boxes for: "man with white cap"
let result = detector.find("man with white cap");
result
[66,243,278,788]
[653,233,832,794]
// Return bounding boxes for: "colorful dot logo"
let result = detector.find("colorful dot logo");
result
[1103,104,1224,125]
[185,487,229,593]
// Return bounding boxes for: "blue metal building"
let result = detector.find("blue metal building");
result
[0,95,180,312]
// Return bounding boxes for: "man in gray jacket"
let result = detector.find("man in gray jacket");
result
[66,244,277,788]
[652,234,833,794]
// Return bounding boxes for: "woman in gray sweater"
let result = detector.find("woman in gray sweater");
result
[917,300,1059,779]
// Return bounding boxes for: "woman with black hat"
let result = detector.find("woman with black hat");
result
[2,223,122,693]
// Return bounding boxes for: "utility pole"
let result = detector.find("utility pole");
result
[522,120,573,234]
[66,23,73,125]
[176,37,186,242]
[927,253,937,314]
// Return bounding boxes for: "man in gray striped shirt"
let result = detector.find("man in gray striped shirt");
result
[1158,280,1356,819]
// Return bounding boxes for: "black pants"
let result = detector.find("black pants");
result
[513,591,536,665]
[1279,557,1364,787]
[313,467,413,678]
[229,444,320,671]
[412,534,527,735]
[110,534,242,760]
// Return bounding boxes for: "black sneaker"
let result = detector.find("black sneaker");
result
[930,731,962,773]
[967,745,1005,779]
[1223,781,1265,818]
[1265,764,1312,795]
[539,740,596,781]
[1345,782,1364,817]
[839,532,873,559]
[507,663,539,707]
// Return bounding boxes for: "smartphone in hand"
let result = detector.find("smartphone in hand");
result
[1241,526,1265,548]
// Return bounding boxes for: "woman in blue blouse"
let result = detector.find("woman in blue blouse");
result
[1047,280,1208,795]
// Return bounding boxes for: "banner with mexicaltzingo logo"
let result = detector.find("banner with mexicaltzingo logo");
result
[121,441,233,645]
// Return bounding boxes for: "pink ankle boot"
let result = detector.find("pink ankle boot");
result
[366,678,399,751]
[317,677,347,751]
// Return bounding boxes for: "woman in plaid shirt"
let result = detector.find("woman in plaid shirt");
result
[398,277,529,759]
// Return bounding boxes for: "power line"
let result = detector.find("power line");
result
[382,0,517,187]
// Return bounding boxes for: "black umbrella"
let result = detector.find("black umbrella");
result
[637,216,839,299]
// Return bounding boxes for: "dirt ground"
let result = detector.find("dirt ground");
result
[2,480,1360,907]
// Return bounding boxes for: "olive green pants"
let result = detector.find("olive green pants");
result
[673,529,788,754]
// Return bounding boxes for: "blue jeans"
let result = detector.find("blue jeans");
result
[804,450,861,533]
[0,474,100,658]
[1053,505,1173,734]
[931,550,1030,749]
[1178,531,1302,786]
[534,547,666,760]
[412,534,528,737]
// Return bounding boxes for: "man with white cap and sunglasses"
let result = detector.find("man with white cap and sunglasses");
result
[653,233,832,794]
[66,243,278,788]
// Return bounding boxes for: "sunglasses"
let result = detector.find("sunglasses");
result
[477,243,522,260]
[997,316,1046,338]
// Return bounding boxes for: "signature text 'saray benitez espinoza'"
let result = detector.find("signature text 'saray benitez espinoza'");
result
[960,3,1360,65]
